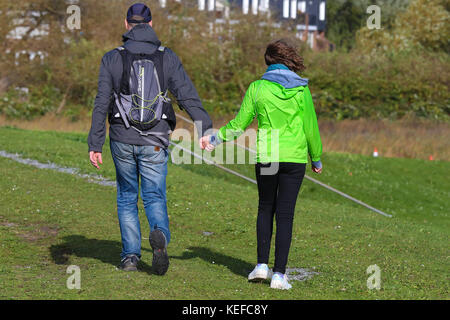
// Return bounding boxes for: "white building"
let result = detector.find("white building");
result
[159,0,327,49]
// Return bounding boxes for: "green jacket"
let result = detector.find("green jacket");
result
[216,78,322,164]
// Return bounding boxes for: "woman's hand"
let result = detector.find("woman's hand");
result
[312,166,322,174]
[311,160,322,174]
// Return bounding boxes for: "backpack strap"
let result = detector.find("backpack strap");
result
[115,46,130,95]
[149,47,166,95]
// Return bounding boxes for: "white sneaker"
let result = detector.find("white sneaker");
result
[248,264,272,282]
[270,273,292,290]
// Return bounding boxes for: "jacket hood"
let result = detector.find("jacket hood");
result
[122,23,161,47]
[261,69,309,99]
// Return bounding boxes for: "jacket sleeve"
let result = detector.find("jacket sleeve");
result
[87,55,113,153]
[165,49,212,137]
[302,86,322,162]
[217,82,257,142]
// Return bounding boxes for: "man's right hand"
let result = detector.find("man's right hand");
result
[89,151,103,170]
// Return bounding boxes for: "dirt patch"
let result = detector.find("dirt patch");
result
[0,222,19,228]
[0,217,59,242]
[18,224,60,242]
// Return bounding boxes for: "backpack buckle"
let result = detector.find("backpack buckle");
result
[161,90,171,103]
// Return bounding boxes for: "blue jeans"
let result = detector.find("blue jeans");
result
[110,140,170,259]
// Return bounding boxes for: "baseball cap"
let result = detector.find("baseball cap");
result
[126,3,152,23]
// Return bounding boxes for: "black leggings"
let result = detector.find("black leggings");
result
[255,162,306,274]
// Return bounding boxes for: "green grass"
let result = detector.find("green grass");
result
[0,126,448,299]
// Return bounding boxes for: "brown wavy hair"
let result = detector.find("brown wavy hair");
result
[264,39,306,73]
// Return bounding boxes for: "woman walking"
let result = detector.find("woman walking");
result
[201,39,323,290]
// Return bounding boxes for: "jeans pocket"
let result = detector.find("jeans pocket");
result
[141,146,168,164]
[110,140,134,161]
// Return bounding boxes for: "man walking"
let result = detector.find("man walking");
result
[87,3,212,275]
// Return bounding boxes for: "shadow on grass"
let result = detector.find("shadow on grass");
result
[49,235,154,275]
[50,237,253,278]
[171,246,254,278]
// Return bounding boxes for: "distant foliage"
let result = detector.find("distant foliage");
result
[356,0,450,54]
[305,51,450,120]
[325,0,411,51]
[1,85,61,119]
[0,0,448,121]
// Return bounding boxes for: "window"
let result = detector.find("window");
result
[319,1,325,20]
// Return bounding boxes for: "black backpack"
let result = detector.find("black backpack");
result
[113,46,176,137]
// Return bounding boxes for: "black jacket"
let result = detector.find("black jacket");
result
[88,24,212,152]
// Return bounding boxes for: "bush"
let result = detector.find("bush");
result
[304,50,450,120]
[0,85,61,119]
[356,0,450,54]
[1,0,448,121]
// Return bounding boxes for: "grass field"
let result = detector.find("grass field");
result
[0,126,448,299]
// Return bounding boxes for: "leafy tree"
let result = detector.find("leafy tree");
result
[325,0,365,51]
[356,0,450,53]
[325,0,411,51]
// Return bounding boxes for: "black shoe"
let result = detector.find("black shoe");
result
[120,254,139,271]
[149,229,169,275]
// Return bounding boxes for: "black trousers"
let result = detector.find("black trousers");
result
[255,162,306,274]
